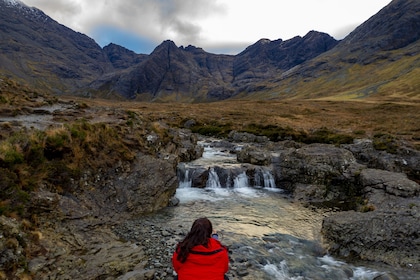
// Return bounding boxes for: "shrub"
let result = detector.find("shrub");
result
[0,142,24,166]
[304,127,354,145]
[373,133,399,154]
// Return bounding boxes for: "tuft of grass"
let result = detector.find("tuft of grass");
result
[304,127,354,145]
[360,204,375,213]
[373,133,399,154]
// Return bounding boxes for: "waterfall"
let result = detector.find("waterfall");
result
[178,169,192,188]
[206,167,222,189]
[254,168,276,189]
[233,172,249,188]
[262,169,276,189]
[177,163,192,188]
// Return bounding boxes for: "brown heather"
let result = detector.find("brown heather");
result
[1,76,419,218]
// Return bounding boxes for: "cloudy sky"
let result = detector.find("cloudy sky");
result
[23,0,391,55]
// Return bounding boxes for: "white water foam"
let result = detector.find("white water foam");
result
[318,256,381,280]
[263,261,304,280]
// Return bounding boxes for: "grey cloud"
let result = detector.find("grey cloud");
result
[116,0,226,45]
[27,0,81,19]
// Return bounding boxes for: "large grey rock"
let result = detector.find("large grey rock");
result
[322,209,420,270]
[322,168,420,270]
[237,145,271,165]
[360,168,420,198]
[273,143,364,207]
[343,139,420,182]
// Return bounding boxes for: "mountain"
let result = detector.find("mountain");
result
[89,32,338,101]
[103,43,147,70]
[0,0,112,93]
[0,0,418,101]
[254,0,420,100]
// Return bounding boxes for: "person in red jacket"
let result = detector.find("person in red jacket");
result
[172,217,229,280]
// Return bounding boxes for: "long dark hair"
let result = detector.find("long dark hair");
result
[176,217,213,263]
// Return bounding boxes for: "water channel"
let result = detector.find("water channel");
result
[119,139,417,279]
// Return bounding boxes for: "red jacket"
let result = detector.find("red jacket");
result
[172,238,229,280]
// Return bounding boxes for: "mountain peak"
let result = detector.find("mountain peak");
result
[342,0,420,51]
[2,0,24,6]
[1,0,49,22]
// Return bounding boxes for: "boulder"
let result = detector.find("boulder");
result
[237,145,271,165]
[343,139,420,182]
[359,168,419,198]
[322,168,420,270]
[322,209,419,270]
[273,143,364,208]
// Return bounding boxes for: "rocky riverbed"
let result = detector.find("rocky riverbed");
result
[1,98,419,279]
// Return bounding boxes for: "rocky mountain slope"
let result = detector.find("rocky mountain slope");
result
[0,0,418,101]
[257,0,420,100]
[0,0,111,92]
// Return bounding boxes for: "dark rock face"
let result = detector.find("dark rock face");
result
[103,43,147,69]
[232,31,338,91]
[322,209,419,270]
[273,143,363,207]
[96,33,338,101]
[0,0,112,92]
[0,0,339,101]
[342,0,420,53]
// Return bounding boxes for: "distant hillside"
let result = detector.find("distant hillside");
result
[255,0,420,100]
[87,31,338,101]
[0,0,418,101]
[0,0,112,93]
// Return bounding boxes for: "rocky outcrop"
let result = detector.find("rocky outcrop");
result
[240,139,420,269]
[237,145,271,166]
[343,139,420,182]
[321,168,420,269]
[103,43,147,69]
[322,207,419,270]
[272,143,364,208]
[0,122,202,279]
[232,31,338,92]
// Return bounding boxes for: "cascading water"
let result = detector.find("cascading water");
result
[206,167,222,189]
[131,138,416,279]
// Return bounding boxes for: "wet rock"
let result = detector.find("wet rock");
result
[168,197,180,207]
[237,145,271,165]
[273,143,364,208]
[373,272,400,280]
[322,209,420,270]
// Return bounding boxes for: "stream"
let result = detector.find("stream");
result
[116,139,418,280]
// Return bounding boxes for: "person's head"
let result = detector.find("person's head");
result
[189,217,213,239]
[176,217,214,263]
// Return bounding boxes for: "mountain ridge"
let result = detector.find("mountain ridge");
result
[0,0,418,101]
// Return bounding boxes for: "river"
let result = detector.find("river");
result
[116,139,418,279]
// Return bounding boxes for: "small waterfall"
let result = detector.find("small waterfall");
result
[254,168,276,189]
[262,169,276,189]
[206,167,222,189]
[177,163,192,188]
[233,172,249,188]
[179,169,192,188]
